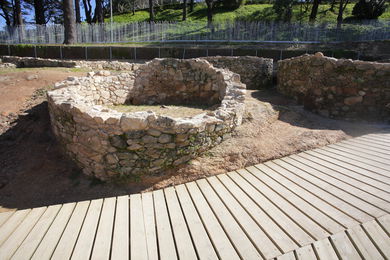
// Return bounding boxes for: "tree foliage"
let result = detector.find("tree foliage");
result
[273,0,295,22]
[352,0,387,19]
[222,0,245,10]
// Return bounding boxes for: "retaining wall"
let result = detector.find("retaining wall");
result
[277,53,390,121]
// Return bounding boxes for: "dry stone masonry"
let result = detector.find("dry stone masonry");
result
[204,56,273,89]
[278,53,390,121]
[1,56,137,71]
[48,58,246,180]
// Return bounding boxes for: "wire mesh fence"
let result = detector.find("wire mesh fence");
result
[0,20,389,44]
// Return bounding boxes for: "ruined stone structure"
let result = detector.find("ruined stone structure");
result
[203,56,273,89]
[48,58,246,180]
[278,53,390,121]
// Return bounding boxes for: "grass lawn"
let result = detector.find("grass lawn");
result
[107,3,390,24]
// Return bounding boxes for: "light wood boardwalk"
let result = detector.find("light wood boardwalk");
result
[1,132,390,259]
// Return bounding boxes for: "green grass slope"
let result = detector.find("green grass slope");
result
[108,3,390,23]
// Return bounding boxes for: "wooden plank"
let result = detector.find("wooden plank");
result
[324,146,390,171]
[71,199,103,260]
[185,181,241,260]
[207,176,282,257]
[313,148,390,181]
[306,150,390,193]
[216,174,298,253]
[196,178,263,259]
[227,171,313,246]
[185,182,240,259]
[90,197,116,260]
[51,200,90,260]
[175,184,218,260]
[11,205,61,260]
[277,251,296,260]
[130,194,149,260]
[295,153,390,206]
[357,137,390,149]
[111,196,129,260]
[0,209,30,246]
[0,211,15,228]
[31,203,76,260]
[362,135,390,145]
[0,207,46,260]
[313,238,338,260]
[347,225,384,260]
[337,141,390,159]
[264,161,360,227]
[164,187,198,260]
[248,165,345,234]
[295,244,317,260]
[281,156,386,218]
[329,143,390,165]
[141,192,158,260]
[342,140,390,156]
[331,231,362,259]
[235,169,329,241]
[362,220,390,257]
[351,138,390,152]
[377,214,390,234]
[276,157,379,220]
[153,189,178,260]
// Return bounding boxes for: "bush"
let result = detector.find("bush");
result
[273,0,294,22]
[352,0,387,19]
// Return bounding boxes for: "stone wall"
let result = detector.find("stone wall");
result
[48,58,246,181]
[203,56,273,89]
[277,53,390,121]
[1,56,137,71]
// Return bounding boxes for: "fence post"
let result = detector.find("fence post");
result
[134,47,137,60]
[7,45,10,56]
[85,46,88,60]
[59,46,63,59]
[34,45,37,58]
[110,46,112,61]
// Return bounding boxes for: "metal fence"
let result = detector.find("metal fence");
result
[1,20,389,44]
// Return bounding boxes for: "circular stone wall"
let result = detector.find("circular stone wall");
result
[48,58,246,180]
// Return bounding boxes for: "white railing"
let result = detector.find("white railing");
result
[0,20,389,44]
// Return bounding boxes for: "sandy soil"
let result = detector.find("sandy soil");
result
[0,68,387,212]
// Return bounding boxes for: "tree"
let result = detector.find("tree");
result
[82,0,92,23]
[205,0,213,26]
[63,0,76,44]
[337,0,349,29]
[13,0,23,25]
[93,0,104,23]
[273,0,294,22]
[352,0,387,19]
[148,0,154,21]
[222,0,245,9]
[309,0,321,22]
[74,0,80,23]
[189,0,193,12]
[33,0,45,24]
[182,0,186,21]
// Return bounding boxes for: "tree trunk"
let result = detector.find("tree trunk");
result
[94,0,104,23]
[189,0,193,12]
[13,0,23,25]
[149,0,154,21]
[33,0,46,24]
[330,0,336,12]
[337,0,349,29]
[82,0,92,23]
[75,0,81,23]
[206,0,213,26]
[132,0,135,15]
[309,0,320,22]
[63,0,76,44]
[182,0,187,21]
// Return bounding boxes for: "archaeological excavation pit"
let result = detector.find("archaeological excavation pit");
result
[48,58,246,180]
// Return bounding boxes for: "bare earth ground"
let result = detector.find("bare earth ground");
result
[0,68,388,212]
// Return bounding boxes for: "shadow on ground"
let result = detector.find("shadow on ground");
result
[250,88,390,137]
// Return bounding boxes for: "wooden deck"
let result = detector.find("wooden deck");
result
[1,132,390,259]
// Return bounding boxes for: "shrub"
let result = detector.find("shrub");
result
[352,0,387,19]
[222,0,246,9]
